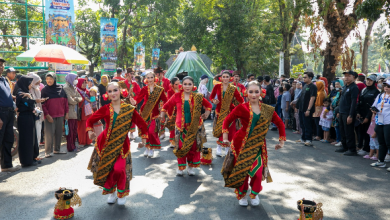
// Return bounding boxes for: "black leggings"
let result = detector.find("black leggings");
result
[375,124,390,162]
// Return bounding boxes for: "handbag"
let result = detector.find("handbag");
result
[84,103,93,116]
[221,148,235,179]
[65,120,69,136]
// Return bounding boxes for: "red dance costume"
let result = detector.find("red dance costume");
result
[222,103,286,199]
[125,79,141,133]
[86,103,148,198]
[162,92,212,170]
[210,84,244,147]
[134,85,167,149]
[232,82,247,98]
[167,88,178,145]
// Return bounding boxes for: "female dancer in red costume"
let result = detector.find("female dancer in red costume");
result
[210,70,244,156]
[161,76,212,175]
[130,72,167,158]
[166,77,181,148]
[221,81,285,207]
[86,82,148,205]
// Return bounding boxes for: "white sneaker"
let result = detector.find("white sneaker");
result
[238,196,248,207]
[148,149,154,157]
[384,155,390,162]
[144,148,149,157]
[387,167,390,172]
[304,141,312,146]
[251,195,260,206]
[176,169,184,176]
[358,150,368,156]
[117,197,126,205]
[107,193,117,204]
[371,161,386,168]
[225,147,229,156]
[335,142,342,147]
[187,167,195,176]
[216,145,222,157]
[169,144,175,148]
[160,133,165,139]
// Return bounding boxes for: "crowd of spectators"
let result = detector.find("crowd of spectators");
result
[0,60,146,172]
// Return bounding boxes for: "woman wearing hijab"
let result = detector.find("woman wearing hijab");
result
[41,73,69,157]
[27,73,44,145]
[76,78,93,147]
[313,81,326,141]
[330,79,344,146]
[63,73,83,152]
[16,76,45,167]
[98,75,111,108]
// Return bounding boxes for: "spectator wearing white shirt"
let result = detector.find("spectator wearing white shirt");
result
[371,79,390,171]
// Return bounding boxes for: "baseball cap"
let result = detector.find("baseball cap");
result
[0,57,5,62]
[6,67,16,73]
[342,70,358,78]
[383,79,390,85]
[377,75,385,80]
[367,74,377,82]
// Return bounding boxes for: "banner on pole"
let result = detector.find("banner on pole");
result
[45,0,77,84]
[279,51,284,77]
[100,18,118,76]
[151,48,160,69]
[134,42,145,71]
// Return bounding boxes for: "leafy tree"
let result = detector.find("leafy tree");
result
[75,8,101,75]
[307,0,362,83]
[272,0,312,77]
[356,0,387,74]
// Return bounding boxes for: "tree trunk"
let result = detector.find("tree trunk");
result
[362,20,375,75]
[118,24,128,67]
[284,51,290,77]
[89,63,95,76]
[322,42,337,83]
[20,22,27,50]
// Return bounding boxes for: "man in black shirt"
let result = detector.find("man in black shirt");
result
[296,72,317,146]
[263,75,276,105]
[335,70,360,156]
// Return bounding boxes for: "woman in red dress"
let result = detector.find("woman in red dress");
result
[221,81,285,207]
[210,70,244,156]
[161,76,212,175]
[76,78,93,148]
[86,82,148,205]
[131,72,167,158]
[166,77,181,148]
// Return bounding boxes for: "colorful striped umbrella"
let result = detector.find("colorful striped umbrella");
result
[16,44,89,65]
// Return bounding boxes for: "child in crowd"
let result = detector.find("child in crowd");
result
[89,86,103,138]
[276,86,284,120]
[282,84,291,127]
[319,98,332,143]
[365,113,379,160]
[89,86,99,112]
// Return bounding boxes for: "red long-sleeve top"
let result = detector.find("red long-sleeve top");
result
[232,82,247,98]
[210,84,244,114]
[162,92,212,132]
[86,103,148,158]
[158,77,171,94]
[124,79,141,97]
[222,103,286,163]
[134,85,167,119]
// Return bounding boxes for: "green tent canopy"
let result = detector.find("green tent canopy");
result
[165,51,214,91]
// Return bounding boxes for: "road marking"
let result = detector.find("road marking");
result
[261,199,282,220]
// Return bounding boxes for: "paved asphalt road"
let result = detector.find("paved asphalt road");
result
[1,121,390,220]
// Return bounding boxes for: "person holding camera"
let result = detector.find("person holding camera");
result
[371,79,390,171]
